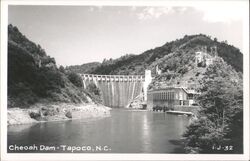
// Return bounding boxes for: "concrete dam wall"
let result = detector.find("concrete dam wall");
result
[80,74,148,108]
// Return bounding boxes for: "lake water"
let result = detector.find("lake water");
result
[8,109,190,153]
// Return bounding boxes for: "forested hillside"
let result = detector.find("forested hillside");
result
[183,54,243,154]
[8,24,99,108]
[65,62,100,74]
[68,34,243,76]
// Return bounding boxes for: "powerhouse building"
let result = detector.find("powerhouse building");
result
[147,87,199,110]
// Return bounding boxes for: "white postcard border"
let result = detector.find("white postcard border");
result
[1,0,249,160]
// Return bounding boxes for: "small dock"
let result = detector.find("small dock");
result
[166,110,193,116]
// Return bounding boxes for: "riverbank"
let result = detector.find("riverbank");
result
[8,103,111,126]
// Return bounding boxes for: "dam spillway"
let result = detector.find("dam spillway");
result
[97,81,143,108]
[80,74,148,108]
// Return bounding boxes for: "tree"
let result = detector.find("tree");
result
[85,82,102,103]
[86,83,100,96]
[59,65,65,73]
[183,58,243,153]
[67,72,83,87]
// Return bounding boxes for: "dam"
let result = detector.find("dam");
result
[80,70,152,108]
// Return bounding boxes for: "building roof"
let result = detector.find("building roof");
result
[148,86,200,95]
[148,87,188,93]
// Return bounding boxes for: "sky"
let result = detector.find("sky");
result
[8,3,247,66]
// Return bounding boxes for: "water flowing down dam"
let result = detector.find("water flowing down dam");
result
[80,70,152,108]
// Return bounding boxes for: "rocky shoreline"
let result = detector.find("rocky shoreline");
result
[8,103,111,126]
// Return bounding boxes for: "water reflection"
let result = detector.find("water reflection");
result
[141,112,151,152]
[8,123,35,133]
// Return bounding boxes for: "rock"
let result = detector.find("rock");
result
[8,108,37,125]
[8,103,111,125]
[65,111,72,118]
[40,107,58,116]
[127,94,144,109]
[29,111,41,120]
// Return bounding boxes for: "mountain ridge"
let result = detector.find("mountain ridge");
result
[67,34,243,76]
